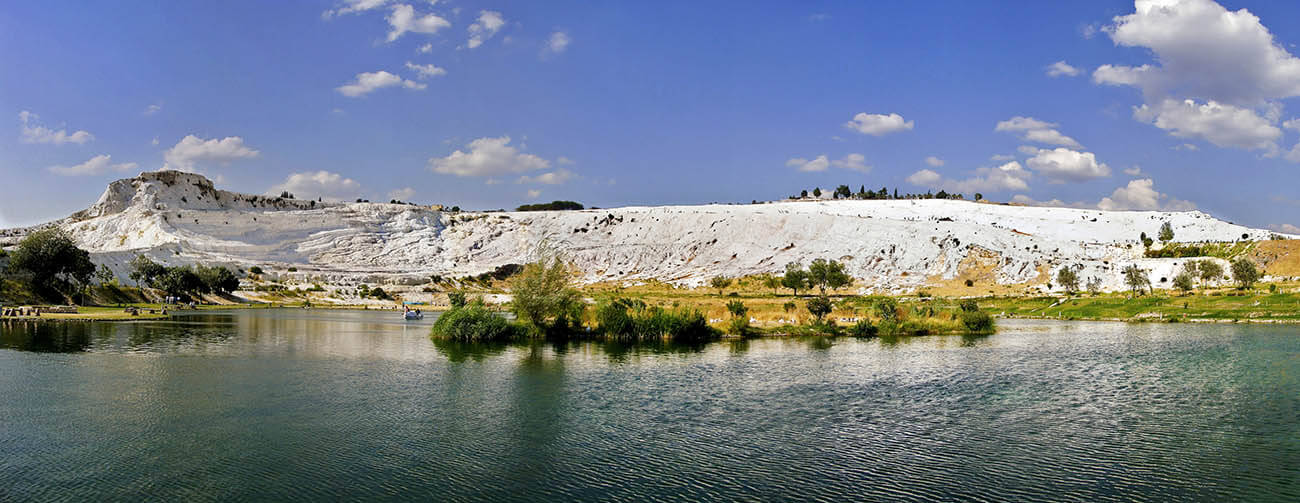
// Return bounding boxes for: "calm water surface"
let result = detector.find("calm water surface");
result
[1,310,1297,502]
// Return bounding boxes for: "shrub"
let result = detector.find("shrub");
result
[848,319,877,337]
[249,266,264,275]
[875,298,900,322]
[727,317,752,337]
[595,297,720,343]
[447,291,467,308]
[1231,258,1260,290]
[509,252,583,334]
[960,311,995,333]
[430,300,518,342]
[369,287,392,300]
[806,296,832,322]
[964,279,974,287]
[725,299,748,318]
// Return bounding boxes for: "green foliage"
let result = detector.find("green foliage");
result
[7,228,95,300]
[1231,258,1260,290]
[805,295,832,322]
[761,274,782,294]
[727,317,752,337]
[95,264,115,286]
[1056,266,1080,293]
[781,262,810,296]
[848,318,877,337]
[782,301,797,313]
[960,311,995,333]
[515,200,584,211]
[958,299,979,313]
[1196,260,1224,284]
[1158,221,1174,242]
[1173,272,1195,293]
[875,297,900,322]
[725,299,747,318]
[508,252,583,333]
[710,276,733,295]
[369,287,392,300]
[807,258,851,295]
[1086,276,1102,295]
[595,297,720,343]
[155,266,205,298]
[447,291,467,308]
[249,266,264,275]
[1123,265,1151,295]
[194,265,240,294]
[430,299,519,342]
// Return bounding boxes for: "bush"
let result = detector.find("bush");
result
[727,317,752,337]
[249,266,264,275]
[509,252,583,333]
[960,311,995,333]
[806,296,832,322]
[958,299,979,312]
[447,291,467,308]
[430,300,518,342]
[515,201,584,211]
[875,298,900,322]
[595,297,720,343]
[848,319,877,337]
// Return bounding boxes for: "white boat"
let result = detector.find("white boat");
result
[404,310,423,320]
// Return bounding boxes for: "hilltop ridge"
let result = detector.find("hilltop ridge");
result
[1,171,1294,294]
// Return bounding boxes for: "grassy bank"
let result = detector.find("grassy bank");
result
[980,288,1300,323]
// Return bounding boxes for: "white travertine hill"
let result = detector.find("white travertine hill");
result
[0,171,1290,293]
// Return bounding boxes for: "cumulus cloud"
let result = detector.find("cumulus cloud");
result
[386,4,450,42]
[995,116,1083,148]
[336,70,426,97]
[47,154,138,176]
[1096,0,1300,152]
[786,153,869,173]
[1023,147,1111,182]
[418,43,432,54]
[786,155,829,172]
[268,171,362,201]
[1124,165,1144,176]
[843,113,913,136]
[466,10,504,49]
[163,135,260,171]
[324,0,389,18]
[404,61,447,79]
[18,111,93,145]
[388,187,416,201]
[526,189,542,199]
[924,156,945,167]
[1268,223,1300,234]
[143,103,163,115]
[1172,143,1199,151]
[430,136,551,177]
[905,161,1032,194]
[517,168,575,185]
[1046,61,1081,77]
[1133,99,1281,151]
[1098,178,1195,211]
[542,31,570,56]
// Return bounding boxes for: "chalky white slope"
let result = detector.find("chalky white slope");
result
[0,171,1288,293]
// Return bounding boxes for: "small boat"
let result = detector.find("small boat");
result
[403,309,423,320]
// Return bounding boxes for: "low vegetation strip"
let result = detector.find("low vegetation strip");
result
[981,291,1300,323]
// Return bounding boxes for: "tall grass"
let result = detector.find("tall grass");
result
[595,297,721,343]
[430,299,519,342]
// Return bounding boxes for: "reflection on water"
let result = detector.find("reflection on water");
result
[1,311,1298,501]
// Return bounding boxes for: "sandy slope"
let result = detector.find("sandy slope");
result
[1,171,1292,293]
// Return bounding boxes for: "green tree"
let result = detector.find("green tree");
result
[195,265,240,294]
[1123,265,1150,295]
[1056,266,1080,294]
[812,187,822,198]
[762,274,782,295]
[1196,260,1224,285]
[709,276,733,296]
[1158,221,1174,242]
[806,296,832,323]
[1172,271,1195,294]
[781,262,809,296]
[447,291,468,308]
[128,255,167,287]
[725,300,748,318]
[7,228,95,300]
[1231,258,1260,290]
[95,264,115,286]
[974,193,983,201]
[807,258,851,295]
[875,298,899,322]
[155,266,205,298]
[1086,276,1102,295]
[508,252,583,333]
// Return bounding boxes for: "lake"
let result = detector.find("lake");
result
[1,310,1297,501]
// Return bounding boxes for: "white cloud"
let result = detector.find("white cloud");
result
[268,171,361,201]
[336,70,426,97]
[1133,98,1281,151]
[526,189,542,199]
[1046,60,1081,77]
[1097,178,1195,211]
[517,168,575,185]
[388,187,416,201]
[1172,143,1199,151]
[905,161,1032,194]
[1102,0,1300,107]
[1092,64,1151,87]
[151,136,160,146]
[404,61,447,79]
[542,31,571,56]
[143,103,163,115]
[430,136,551,176]
[786,155,829,172]
[1017,145,1041,156]
[1024,147,1111,182]
[163,135,260,171]
[556,156,575,165]
[386,4,450,42]
[47,154,138,176]
[466,10,504,49]
[324,0,389,18]
[1123,165,1144,176]
[1287,142,1300,163]
[1268,223,1300,234]
[924,156,945,167]
[990,153,1016,161]
[1284,118,1300,131]
[995,116,1083,148]
[844,112,913,136]
[786,153,868,173]
[18,111,93,145]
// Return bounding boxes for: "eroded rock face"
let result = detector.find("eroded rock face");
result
[1,171,1292,293]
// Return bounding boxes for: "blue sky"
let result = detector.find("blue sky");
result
[3,0,1300,232]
